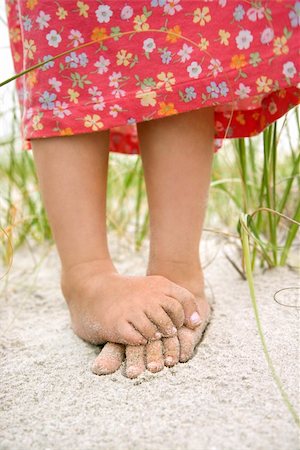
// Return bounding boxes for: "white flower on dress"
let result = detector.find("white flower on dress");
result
[36,11,51,30]
[26,108,34,119]
[208,58,223,77]
[177,43,193,62]
[187,61,202,79]
[260,27,274,44]
[109,72,122,88]
[109,104,123,118]
[94,55,111,74]
[283,61,296,79]
[235,82,251,99]
[247,6,265,22]
[120,5,133,20]
[143,38,156,53]
[235,30,253,49]
[53,101,71,118]
[88,86,103,97]
[46,30,62,48]
[68,30,84,47]
[112,87,126,98]
[164,0,182,15]
[92,97,106,111]
[48,77,62,92]
[95,5,113,23]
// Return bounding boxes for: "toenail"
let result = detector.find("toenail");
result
[92,364,110,375]
[154,332,162,339]
[190,312,202,325]
[147,362,158,371]
[170,327,177,335]
[126,366,140,378]
[165,356,173,366]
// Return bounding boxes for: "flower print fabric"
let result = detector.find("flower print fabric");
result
[5,0,300,155]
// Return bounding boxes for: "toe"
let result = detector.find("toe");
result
[129,313,161,341]
[125,345,146,379]
[118,322,148,346]
[177,317,210,363]
[166,282,202,329]
[162,336,180,367]
[146,340,164,373]
[146,308,177,338]
[92,343,125,375]
[177,327,196,363]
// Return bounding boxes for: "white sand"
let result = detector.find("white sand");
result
[0,236,299,450]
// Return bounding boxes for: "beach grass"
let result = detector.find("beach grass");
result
[0,78,299,428]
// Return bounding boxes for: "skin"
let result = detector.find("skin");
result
[92,106,215,377]
[31,121,204,348]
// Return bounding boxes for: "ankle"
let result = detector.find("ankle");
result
[147,256,205,296]
[61,257,117,296]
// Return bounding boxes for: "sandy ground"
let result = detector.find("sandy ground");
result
[0,235,299,450]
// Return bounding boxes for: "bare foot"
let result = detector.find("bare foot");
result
[92,262,212,377]
[61,259,202,347]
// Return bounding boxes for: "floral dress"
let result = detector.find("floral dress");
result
[5,0,300,154]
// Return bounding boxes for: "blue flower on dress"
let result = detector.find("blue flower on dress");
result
[41,55,55,70]
[218,81,229,97]
[39,91,57,110]
[289,1,300,27]
[206,82,220,98]
[233,5,245,21]
[23,16,32,31]
[78,52,89,67]
[151,0,166,7]
[65,51,79,68]
[161,49,172,64]
[185,86,197,101]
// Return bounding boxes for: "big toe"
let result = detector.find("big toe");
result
[92,342,125,375]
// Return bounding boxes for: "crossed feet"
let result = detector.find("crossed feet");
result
[61,258,211,379]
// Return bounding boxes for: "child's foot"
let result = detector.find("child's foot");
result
[92,261,211,377]
[61,259,202,346]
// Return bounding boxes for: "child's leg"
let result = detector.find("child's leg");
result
[31,132,200,348]
[141,107,215,371]
[94,107,214,377]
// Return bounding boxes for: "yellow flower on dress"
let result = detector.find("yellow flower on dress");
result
[166,25,182,43]
[256,76,273,93]
[198,37,209,51]
[158,102,178,116]
[24,39,36,60]
[219,30,230,46]
[84,114,104,130]
[116,49,133,67]
[26,70,38,87]
[273,36,289,55]
[91,27,108,42]
[32,114,43,131]
[133,14,149,32]
[193,7,211,26]
[26,0,38,10]
[236,111,246,125]
[230,54,247,70]
[135,88,157,107]
[156,72,176,92]
[60,128,73,136]
[10,27,21,44]
[68,89,80,103]
[56,7,68,20]
[77,1,89,17]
